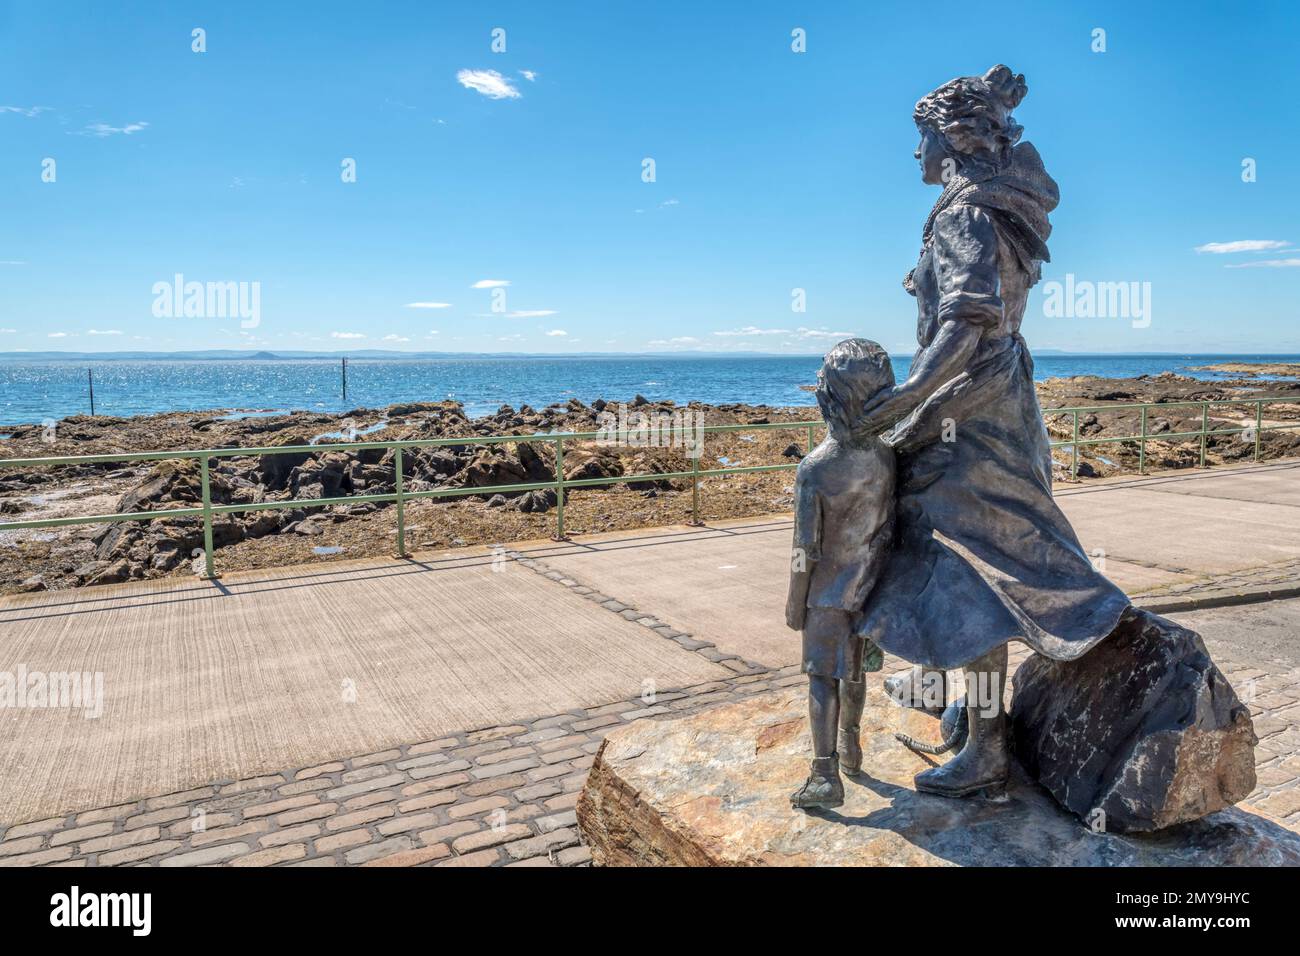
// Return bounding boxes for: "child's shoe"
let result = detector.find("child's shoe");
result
[790,755,844,810]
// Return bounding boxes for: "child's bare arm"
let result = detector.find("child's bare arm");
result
[792,478,823,561]
[786,482,822,631]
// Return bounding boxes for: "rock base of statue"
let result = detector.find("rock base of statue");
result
[1010,608,1257,834]
[576,685,1300,866]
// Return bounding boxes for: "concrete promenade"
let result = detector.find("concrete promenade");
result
[2,458,1299,866]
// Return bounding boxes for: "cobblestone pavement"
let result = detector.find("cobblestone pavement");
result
[1134,557,1300,611]
[2,550,1298,867]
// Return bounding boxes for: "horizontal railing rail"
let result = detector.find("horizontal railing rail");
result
[2,397,1298,580]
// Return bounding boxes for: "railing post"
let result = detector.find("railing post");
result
[200,456,218,580]
[1071,410,1079,480]
[1255,401,1263,462]
[1200,403,1209,468]
[690,438,702,526]
[553,438,566,540]
[394,447,408,558]
[1138,405,1147,475]
[806,423,815,454]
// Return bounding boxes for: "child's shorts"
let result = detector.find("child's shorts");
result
[801,607,883,680]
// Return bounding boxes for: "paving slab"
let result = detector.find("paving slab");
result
[1169,596,1300,670]
[534,460,1300,668]
[0,549,726,827]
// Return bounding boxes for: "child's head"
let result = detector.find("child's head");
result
[815,338,894,433]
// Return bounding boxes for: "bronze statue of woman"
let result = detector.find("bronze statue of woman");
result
[847,65,1132,797]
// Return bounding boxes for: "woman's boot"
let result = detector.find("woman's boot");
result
[838,678,866,773]
[913,645,1009,797]
[791,755,845,809]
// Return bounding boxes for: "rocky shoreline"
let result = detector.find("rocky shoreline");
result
[3,370,1299,595]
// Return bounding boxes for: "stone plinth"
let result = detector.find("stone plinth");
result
[576,685,1300,866]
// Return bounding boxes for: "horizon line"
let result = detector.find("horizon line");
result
[4,348,1300,361]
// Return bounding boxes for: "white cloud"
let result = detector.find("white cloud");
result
[713,326,792,337]
[404,301,453,309]
[508,309,557,318]
[48,331,73,338]
[76,121,149,137]
[0,260,26,266]
[797,327,855,339]
[545,329,567,337]
[0,106,51,118]
[519,70,538,82]
[1224,258,1300,269]
[1194,240,1289,254]
[660,198,680,207]
[382,334,410,342]
[471,279,509,289]
[456,69,521,100]
[0,328,16,333]
[648,336,699,345]
[87,329,123,335]
[330,331,365,339]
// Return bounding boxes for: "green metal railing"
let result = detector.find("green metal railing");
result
[1,397,1297,580]
[0,421,821,580]
[1045,396,1300,479]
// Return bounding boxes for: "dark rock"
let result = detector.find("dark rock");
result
[564,450,623,483]
[117,459,229,513]
[1010,608,1256,833]
[295,481,325,500]
[386,401,460,417]
[19,575,46,592]
[87,558,132,586]
[289,452,351,499]
[514,489,557,513]
[241,507,285,537]
[626,454,675,491]
[146,521,203,554]
[486,494,507,508]
[150,548,187,573]
[515,442,556,483]
[255,432,315,488]
[460,448,527,489]
[592,398,608,413]
[74,560,108,582]
[632,394,649,407]
[94,523,139,561]
[781,443,804,460]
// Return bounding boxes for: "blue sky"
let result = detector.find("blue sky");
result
[1,0,1297,355]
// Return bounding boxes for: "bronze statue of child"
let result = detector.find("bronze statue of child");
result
[786,338,896,809]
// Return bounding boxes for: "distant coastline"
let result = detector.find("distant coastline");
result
[3,353,1300,428]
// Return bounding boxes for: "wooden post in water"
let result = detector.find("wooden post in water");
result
[87,368,96,416]
[342,357,348,403]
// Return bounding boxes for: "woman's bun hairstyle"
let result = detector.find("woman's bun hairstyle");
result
[914,64,1027,166]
